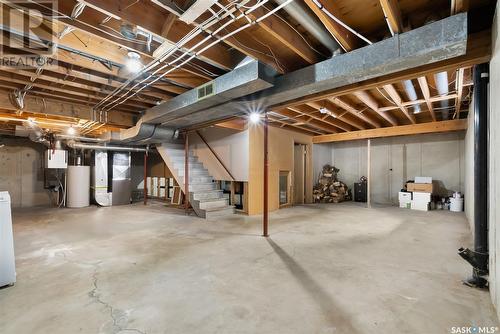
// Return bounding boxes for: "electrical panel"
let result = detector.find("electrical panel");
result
[45,149,68,169]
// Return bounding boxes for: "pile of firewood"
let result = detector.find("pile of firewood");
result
[313,165,351,203]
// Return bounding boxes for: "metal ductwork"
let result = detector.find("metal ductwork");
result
[140,59,275,128]
[116,14,467,138]
[403,79,421,114]
[275,0,342,55]
[434,71,450,120]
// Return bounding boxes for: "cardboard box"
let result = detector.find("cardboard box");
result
[407,182,433,193]
[415,176,432,184]
[411,200,430,211]
[412,192,431,203]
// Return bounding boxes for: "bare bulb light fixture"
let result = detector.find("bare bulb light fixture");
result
[126,52,143,73]
[249,112,261,124]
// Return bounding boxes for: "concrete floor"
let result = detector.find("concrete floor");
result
[0,202,497,334]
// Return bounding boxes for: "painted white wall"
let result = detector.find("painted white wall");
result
[312,132,465,204]
[190,127,249,181]
[488,3,500,319]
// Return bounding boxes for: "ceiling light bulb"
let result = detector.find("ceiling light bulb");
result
[319,107,328,114]
[67,126,76,135]
[249,112,261,124]
[126,51,143,73]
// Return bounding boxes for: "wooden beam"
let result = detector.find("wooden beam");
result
[80,0,238,71]
[306,101,366,130]
[329,97,382,128]
[379,0,403,34]
[248,7,321,64]
[417,76,437,121]
[352,90,399,126]
[377,94,458,112]
[313,119,467,143]
[268,116,321,136]
[0,89,135,127]
[303,0,360,51]
[382,84,417,124]
[455,68,465,118]
[278,108,340,133]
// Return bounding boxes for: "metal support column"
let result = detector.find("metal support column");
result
[458,63,489,288]
[263,113,269,237]
[143,151,148,205]
[184,132,190,213]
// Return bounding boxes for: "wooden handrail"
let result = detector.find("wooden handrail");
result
[195,130,235,181]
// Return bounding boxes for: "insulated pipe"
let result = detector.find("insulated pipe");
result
[274,0,342,55]
[403,80,421,114]
[434,72,450,119]
[56,134,106,143]
[67,141,147,152]
[473,63,489,260]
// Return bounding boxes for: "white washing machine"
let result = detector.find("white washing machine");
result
[0,191,16,287]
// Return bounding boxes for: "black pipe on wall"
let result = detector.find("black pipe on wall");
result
[459,62,489,288]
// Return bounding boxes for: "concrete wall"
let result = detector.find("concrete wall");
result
[190,127,249,182]
[248,125,313,215]
[0,137,52,208]
[312,133,466,204]
[312,142,333,182]
[489,3,500,319]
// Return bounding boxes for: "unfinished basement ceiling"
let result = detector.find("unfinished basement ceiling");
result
[0,0,495,138]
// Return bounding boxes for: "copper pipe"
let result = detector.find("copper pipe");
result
[143,151,148,205]
[184,132,190,212]
[263,113,269,237]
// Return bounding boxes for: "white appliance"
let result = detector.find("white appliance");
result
[0,191,16,287]
[45,149,68,169]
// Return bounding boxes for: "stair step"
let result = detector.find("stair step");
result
[170,156,198,163]
[190,176,213,183]
[192,190,223,201]
[198,198,229,210]
[174,162,205,170]
[189,183,216,192]
[178,169,209,177]
[205,206,236,220]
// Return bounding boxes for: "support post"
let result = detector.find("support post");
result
[185,132,190,213]
[143,150,148,205]
[367,139,371,208]
[458,63,489,288]
[263,113,269,237]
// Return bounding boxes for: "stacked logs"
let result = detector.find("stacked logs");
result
[313,165,351,203]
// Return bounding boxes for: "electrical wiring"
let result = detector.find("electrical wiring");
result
[376,87,397,106]
[311,0,373,46]
[262,4,329,58]
[94,0,249,111]
[98,0,291,112]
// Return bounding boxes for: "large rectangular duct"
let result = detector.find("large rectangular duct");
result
[260,13,468,107]
[141,60,275,126]
[126,13,467,137]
